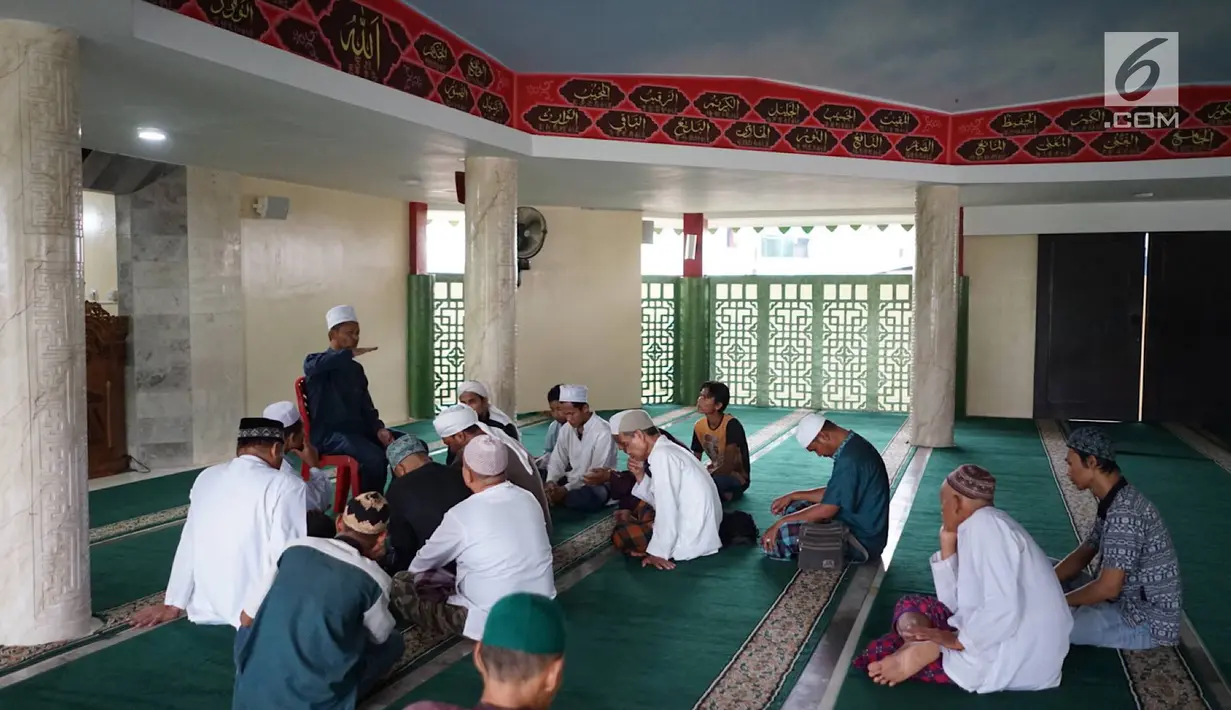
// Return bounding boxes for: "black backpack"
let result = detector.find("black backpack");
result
[719,510,759,547]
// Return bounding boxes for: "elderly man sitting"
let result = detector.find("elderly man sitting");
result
[383,435,471,573]
[854,465,1072,693]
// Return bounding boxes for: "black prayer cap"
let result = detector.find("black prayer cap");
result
[238,417,285,442]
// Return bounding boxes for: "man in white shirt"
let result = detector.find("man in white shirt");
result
[535,384,567,477]
[855,465,1072,693]
[545,384,618,512]
[446,380,521,467]
[263,401,335,515]
[391,436,556,640]
[610,409,722,571]
[131,417,308,629]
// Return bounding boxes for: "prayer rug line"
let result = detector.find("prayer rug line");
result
[1036,420,1209,710]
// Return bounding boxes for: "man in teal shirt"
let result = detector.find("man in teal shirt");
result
[760,412,890,562]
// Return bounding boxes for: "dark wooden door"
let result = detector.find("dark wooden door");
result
[1034,233,1146,421]
[1141,231,1231,424]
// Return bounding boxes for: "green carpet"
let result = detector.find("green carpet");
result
[1092,422,1231,682]
[395,412,906,710]
[90,526,184,612]
[834,418,1136,709]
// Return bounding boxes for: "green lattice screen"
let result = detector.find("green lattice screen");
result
[431,276,465,411]
[709,276,913,412]
[641,277,679,403]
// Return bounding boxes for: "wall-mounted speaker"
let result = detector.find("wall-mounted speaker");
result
[251,196,291,220]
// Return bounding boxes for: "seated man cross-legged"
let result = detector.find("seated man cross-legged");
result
[382,434,471,573]
[446,379,521,467]
[690,381,751,502]
[854,465,1072,693]
[762,412,889,563]
[544,384,619,512]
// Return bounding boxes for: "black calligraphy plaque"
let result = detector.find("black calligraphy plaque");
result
[869,109,919,135]
[784,126,837,153]
[320,1,399,83]
[1089,131,1153,157]
[841,131,893,157]
[895,135,944,162]
[955,138,1019,162]
[305,0,331,16]
[385,18,411,53]
[559,79,625,110]
[414,33,456,74]
[663,116,719,145]
[275,17,333,65]
[1196,101,1231,127]
[1162,128,1228,154]
[693,92,750,120]
[989,110,1051,136]
[459,53,494,89]
[813,104,865,130]
[523,106,592,135]
[477,93,511,125]
[387,61,434,99]
[1054,107,1112,133]
[145,0,192,10]
[724,122,781,150]
[437,77,475,113]
[201,0,269,39]
[1022,134,1086,159]
[629,85,690,115]
[754,98,807,125]
[262,0,298,8]
[595,111,659,141]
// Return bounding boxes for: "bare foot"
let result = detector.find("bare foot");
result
[866,641,941,686]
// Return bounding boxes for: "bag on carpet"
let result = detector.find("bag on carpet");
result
[719,510,759,547]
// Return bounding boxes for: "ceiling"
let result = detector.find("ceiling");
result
[408,0,1231,111]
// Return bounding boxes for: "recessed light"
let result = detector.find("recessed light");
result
[1133,192,1154,198]
[137,128,167,142]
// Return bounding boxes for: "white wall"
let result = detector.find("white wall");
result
[965,200,1231,236]
[964,235,1037,419]
[83,190,118,311]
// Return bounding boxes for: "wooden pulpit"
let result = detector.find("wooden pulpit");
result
[85,301,130,479]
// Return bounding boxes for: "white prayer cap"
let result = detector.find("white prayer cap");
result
[262,401,301,428]
[326,305,358,330]
[464,435,508,475]
[559,384,588,403]
[434,403,479,438]
[457,380,490,400]
[795,412,828,448]
[610,409,654,435]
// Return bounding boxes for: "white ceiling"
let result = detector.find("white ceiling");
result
[45,2,1231,216]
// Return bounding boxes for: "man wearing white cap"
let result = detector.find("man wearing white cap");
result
[303,305,400,494]
[446,380,521,468]
[433,404,552,534]
[761,413,890,564]
[544,384,618,512]
[393,436,556,641]
[262,401,335,515]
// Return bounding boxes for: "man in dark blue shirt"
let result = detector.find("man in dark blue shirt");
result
[304,305,399,493]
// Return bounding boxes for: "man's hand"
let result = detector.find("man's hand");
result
[770,493,795,515]
[760,522,782,553]
[613,509,633,523]
[377,429,395,447]
[939,526,958,558]
[239,611,254,628]
[353,347,379,357]
[130,604,183,628]
[298,441,321,468]
[641,554,675,571]
[583,468,613,486]
[545,483,568,506]
[627,458,645,479]
[902,626,963,650]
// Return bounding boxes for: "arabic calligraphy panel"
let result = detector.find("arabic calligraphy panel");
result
[894,135,944,162]
[1196,101,1231,127]
[305,0,330,16]
[663,117,719,145]
[694,92,750,121]
[1022,134,1085,159]
[477,93,511,125]
[869,109,919,135]
[1054,107,1112,133]
[595,111,659,141]
[559,79,625,110]
[319,1,399,83]
[724,122,782,150]
[629,85,690,115]
[784,127,837,153]
[387,61,435,99]
[1161,128,1228,154]
[202,0,269,39]
[841,131,893,158]
[955,138,1020,162]
[460,53,494,89]
[523,105,593,136]
[437,77,475,113]
[414,33,456,74]
[989,110,1051,137]
[754,98,807,125]
[1089,131,1153,157]
[813,104,866,130]
[384,16,412,54]
[274,16,334,65]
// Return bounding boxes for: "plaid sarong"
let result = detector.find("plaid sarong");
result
[765,500,813,560]
[611,500,656,556]
[852,594,955,684]
[390,568,468,636]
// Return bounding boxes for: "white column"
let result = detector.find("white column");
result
[911,185,960,448]
[0,21,96,645]
[463,156,518,415]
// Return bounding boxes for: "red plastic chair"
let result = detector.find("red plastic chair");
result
[294,376,361,514]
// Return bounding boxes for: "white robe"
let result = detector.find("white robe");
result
[476,423,553,535]
[644,437,722,562]
[932,506,1072,693]
[279,458,333,512]
[165,454,308,627]
[547,414,618,490]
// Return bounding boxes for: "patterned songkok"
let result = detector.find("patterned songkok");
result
[386,434,428,469]
[1067,426,1116,463]
[237,417,284,442]
[945,464,996,502]
[341,492,390,535]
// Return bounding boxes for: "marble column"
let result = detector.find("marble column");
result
[463,156,518,415]
[910,185,960,448]
[0,20,96,645]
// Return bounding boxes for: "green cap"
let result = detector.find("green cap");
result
[481,593,566,655]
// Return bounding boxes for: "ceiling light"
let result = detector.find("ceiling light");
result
[137,128,167,142]
[1133,192,1154,198]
